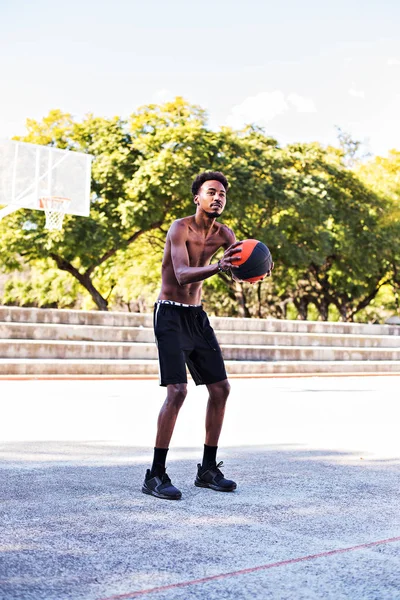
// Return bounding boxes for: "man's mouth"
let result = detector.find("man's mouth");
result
[211,203,222,209]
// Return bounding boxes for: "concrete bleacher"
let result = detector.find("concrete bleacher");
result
[1,306,400,377]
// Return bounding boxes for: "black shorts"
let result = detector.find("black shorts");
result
[153,301,227,387]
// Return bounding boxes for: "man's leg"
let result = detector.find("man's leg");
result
[153,383,188,466]
[142,383,187,500]
[205,379,230,447]
[195,378,237,492]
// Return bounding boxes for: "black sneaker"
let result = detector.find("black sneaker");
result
[142,470,182,500]
[195,461,237,492]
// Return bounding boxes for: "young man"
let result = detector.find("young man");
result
[142,171,243,500]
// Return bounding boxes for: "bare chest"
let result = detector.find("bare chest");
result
[186,233,223,267]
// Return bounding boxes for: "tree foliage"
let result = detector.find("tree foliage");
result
[1,99,399,321]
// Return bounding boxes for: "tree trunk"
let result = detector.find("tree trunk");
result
[80,273,109,311]
[234,281,250,318]
[318,299,330,321]
[49,223,164,310]
[293,297,308,320]
[348,278,391,321]
[335,299,350,322]
[50,253,109,311]
[257,282,262,318]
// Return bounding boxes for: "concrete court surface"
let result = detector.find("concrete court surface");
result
[0,376,400,600]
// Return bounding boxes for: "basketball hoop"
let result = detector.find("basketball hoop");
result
[39,197,71,231]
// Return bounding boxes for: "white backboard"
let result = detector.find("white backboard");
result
[0,140,92,217]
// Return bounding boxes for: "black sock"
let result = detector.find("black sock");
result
[150,447,168,477]
[202,444,218,468]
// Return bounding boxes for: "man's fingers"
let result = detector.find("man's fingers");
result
[224,247,242,261]
[221,260,239,270]
[226,241,243,253]
[221,255,241,269]
[266,262,274,277]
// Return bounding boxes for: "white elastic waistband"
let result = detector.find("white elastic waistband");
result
[157,300,202,308]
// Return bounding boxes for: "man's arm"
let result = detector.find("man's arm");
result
[221,225,236,250]
[170,221,241,286]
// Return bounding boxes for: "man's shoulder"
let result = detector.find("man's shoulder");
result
[168,217,191,238]
[217,222,235,241]
[171,217,192,228]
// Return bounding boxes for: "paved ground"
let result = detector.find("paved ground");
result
[0,376,400,600]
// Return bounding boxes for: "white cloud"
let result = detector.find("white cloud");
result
[387,58,400,66]
[226,90,316,129]
[226,91,288,129]
[152,89,173,103]
[349,88,365,99]
[287,93,317,113]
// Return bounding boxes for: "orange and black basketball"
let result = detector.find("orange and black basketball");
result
[233,239,273,283]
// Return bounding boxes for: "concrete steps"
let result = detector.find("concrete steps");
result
[1,359,400,377]
[0,306,400,377]
[3,340,400,361]
[2,306,400,335]
[2,322,400,348]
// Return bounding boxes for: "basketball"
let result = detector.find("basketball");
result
[232,239,273,283]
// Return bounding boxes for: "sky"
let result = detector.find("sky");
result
[1,0,400,156]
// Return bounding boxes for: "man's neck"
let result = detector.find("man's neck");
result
[194,211,217,234]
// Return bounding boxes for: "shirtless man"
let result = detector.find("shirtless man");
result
[142,171,243,500]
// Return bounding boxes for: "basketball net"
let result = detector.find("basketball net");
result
[39,197,71,231]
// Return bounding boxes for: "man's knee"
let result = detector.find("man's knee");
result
[167,383,188,408]
[209,379,231,402]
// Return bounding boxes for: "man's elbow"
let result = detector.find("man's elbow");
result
[175,269,187,286]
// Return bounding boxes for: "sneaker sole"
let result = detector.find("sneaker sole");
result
[194,480,237,492]
[142,485,181,500]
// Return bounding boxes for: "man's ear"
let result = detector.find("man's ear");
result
[194,195,199,205]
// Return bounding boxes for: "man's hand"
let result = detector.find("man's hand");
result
[266,261,274,277]
[218,241,242,272]
[231,259,275,284]
[247,260,274,284]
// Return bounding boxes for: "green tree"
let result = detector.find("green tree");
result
[3,260,83,308]
[0,99,214,310]
[358,151,400,316]
[1,101,397,322]
[335,126,370,168]
[206,134,391,321]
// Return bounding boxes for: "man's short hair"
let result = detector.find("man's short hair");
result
[191,171,229,196]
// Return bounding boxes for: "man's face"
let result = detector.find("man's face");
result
[194,180,227,217]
